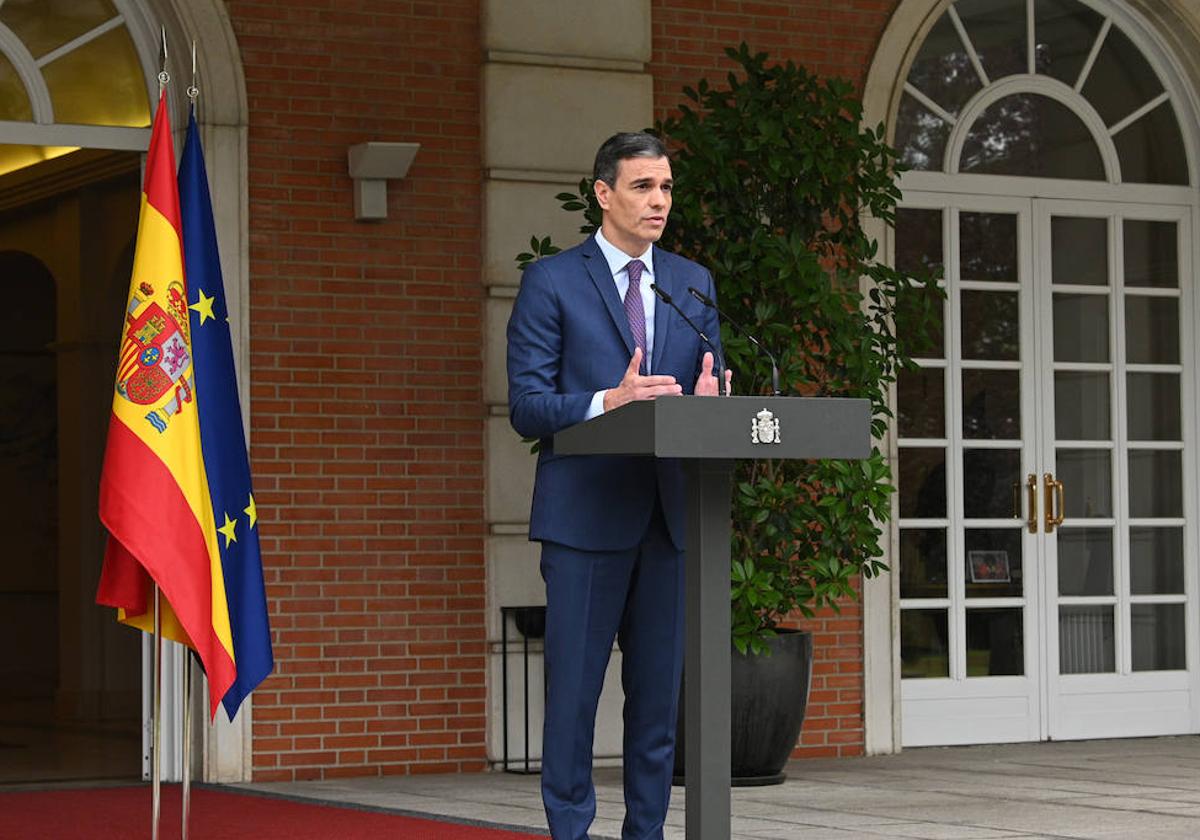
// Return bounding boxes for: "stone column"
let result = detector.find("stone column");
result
[481,0,653,766]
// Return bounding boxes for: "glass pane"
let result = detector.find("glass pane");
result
[962,369,1019,439]
[896,208,944,277]
[1054,372,1109,440]
[966,608,1024,676]
[896,93,951,172]
[1115,102,1189,186]
[1127,373,1181,441]
[0,53,32,122]
[961,291,1018,360]
[1059,606,1115,674]
[1056,449,1112,518]
[1128,450,1183,518]
[906,13,984,117]
[1057,527,1113,596]
[1124,220,1178,289]
[1053,293,1108,362]
[962,448,1021,519]
[0,0,117,60]
[960,212,1017,284]
[42,27,150,128]
[1131,604,1186,671]
[898,368,945,439]
[1130,527,1184,595]
[1052,217,1108,286]
[897,283,945,361]
[1081,26,1164,128]
[960,94,1105,180]
[900,528,948,599]
[956,0,1026,81]
[1125,297,1179,364]
[1035,0,1107,87]
[901,609,949,678]
[965,528,1023,598]
[899,448,947,518]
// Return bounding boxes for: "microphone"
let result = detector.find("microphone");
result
[687,286,781,396]
[649,283,727,396]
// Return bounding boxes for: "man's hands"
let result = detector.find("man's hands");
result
[603,349,733,412]
[603,348,682,412]
[693,351,733,397]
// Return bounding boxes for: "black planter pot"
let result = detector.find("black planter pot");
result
[672,628,813,787]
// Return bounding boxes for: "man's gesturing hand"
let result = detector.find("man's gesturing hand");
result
[603,348,682,412]
[693,351,733,397]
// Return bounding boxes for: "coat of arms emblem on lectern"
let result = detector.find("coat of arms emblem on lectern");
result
[751,408,781,444]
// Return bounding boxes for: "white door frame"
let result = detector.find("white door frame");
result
[1032,197,1200,740]
[897,186,1200,746]
[862,0,1200,753]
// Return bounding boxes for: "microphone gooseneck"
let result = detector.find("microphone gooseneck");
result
[649,283,726,396]
[687,286,781,396]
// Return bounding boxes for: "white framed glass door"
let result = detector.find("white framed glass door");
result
[1037,199,1200,740]
[897,194,1044,745]
[897,194,1200,746]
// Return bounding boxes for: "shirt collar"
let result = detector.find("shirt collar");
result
[595,228,654,279]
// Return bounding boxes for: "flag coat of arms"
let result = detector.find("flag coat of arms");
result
[96,90,237,718]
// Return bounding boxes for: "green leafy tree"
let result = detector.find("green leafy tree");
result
[518,44,941,654]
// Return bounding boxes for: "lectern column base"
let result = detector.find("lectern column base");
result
[683,459,733,840]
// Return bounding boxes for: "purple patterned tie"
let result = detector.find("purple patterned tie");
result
[624,259,648,373]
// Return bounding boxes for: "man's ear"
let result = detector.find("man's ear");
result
[593,179,612,211]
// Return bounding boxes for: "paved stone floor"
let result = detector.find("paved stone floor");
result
[238,737,1200,839]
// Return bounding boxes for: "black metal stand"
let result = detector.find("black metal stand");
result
[500,605,545,774]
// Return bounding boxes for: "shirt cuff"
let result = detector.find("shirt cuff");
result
[585,390,607,420]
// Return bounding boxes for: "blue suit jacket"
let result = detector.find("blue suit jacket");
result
[507,234,721,552]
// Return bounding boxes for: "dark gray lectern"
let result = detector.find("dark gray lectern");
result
[556,395,871,840]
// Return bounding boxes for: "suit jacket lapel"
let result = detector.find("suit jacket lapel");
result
[583,235,636,357]
[651,246,672,373]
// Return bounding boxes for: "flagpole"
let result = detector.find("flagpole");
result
[150,30,168,840]
[178,40,200,840]
[182,653,192,840]
[151,585,162,840]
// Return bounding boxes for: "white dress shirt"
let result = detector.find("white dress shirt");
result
[585,229,657,419]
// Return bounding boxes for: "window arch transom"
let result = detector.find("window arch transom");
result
[0,0,152,176]
[895,0,1191,185]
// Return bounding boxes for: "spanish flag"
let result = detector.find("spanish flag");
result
[96,90,236,718]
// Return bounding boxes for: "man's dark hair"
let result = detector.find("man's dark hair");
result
[593,132,669,188]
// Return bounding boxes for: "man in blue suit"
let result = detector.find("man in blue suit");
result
[507,132,729,840]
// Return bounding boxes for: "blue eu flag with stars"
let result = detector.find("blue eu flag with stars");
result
[180,107,274,719]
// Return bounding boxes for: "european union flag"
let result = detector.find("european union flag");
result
[180,108,274,719]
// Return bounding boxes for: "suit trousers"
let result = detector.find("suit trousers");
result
[539,501,685,840]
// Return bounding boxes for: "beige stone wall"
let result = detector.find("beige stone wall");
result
[481,0,654,766]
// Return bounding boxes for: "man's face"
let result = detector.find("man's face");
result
[594,155,673,257]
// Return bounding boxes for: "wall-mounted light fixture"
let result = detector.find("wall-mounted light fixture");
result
[347,142,420,221]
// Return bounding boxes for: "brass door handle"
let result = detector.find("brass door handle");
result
[1054,478,1066,529]
[1044,472,1065,533]
[1025,473,1038,533]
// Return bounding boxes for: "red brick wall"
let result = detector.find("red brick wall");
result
[651,0,900,759]
[226,0,487,781]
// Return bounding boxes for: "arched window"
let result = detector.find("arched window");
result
[0,0,152,175]
[894,0,1190,185]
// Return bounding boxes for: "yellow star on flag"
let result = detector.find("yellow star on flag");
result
[217,512,238,548]
[244,494,258,529]
[189,289,216,325]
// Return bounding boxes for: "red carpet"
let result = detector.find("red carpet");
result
[0,784,548,839]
